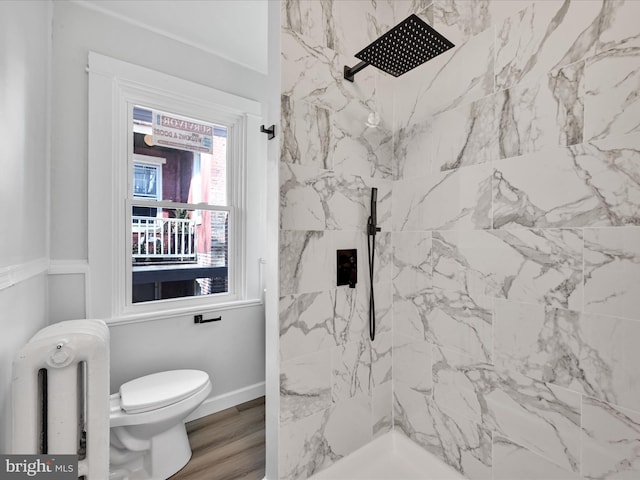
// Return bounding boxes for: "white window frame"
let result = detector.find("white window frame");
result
[88,52,263,324]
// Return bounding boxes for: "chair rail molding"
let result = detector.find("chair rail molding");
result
[0,258,49,292]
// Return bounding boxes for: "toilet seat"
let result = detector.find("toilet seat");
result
[119,370,210,414]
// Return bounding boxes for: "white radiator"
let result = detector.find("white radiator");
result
[12,319,110,479]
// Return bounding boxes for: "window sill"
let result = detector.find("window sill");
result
[106,298,264,326]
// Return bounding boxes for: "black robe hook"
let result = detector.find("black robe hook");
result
[260,124,276,140]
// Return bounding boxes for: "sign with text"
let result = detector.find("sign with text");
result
[151,111,213,154]
[0,455,77,479]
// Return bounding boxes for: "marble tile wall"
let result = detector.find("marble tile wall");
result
[392,2,640,480]
[279,0,640,479]
[279,1,395,478]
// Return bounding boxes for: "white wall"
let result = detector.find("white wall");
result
[50,0,267,411]
[0,0,51,453]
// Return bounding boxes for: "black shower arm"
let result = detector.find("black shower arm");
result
[344,61,369,83]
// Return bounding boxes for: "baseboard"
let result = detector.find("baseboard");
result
[185,381,265,422]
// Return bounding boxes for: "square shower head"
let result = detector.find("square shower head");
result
[354,14,455,78]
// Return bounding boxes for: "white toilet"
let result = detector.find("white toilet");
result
[109,369,212,480]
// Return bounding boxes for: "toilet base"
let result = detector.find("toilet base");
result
[110,422,192,480]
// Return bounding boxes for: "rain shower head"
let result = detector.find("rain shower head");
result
[344,14,455,82]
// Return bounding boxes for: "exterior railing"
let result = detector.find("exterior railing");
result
[132,216,196,262]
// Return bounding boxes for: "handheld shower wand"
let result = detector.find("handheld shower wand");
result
[367,188,381,341]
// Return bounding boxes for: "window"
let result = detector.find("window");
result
[133,163,161,201]
[88,53,264,323]
[129,107,232,304]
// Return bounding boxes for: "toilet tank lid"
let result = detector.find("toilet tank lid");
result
[119,369,210,414]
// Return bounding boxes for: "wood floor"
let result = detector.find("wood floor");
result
[170,396,265,480]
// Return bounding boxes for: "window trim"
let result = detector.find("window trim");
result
[87,52,262,324]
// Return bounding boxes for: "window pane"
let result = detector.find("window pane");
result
[130,206,229,302]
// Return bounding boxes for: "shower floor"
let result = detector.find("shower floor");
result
[309,430,466,480]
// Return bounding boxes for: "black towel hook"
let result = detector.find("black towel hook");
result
[260,124,276,140]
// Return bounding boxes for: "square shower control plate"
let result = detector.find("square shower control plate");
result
[337,249,357,288]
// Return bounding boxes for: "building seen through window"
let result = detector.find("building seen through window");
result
[130,106,230,303]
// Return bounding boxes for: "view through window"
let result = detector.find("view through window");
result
[130,106,230,303]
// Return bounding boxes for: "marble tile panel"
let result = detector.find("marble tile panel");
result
[391,175,429,232]
[328,172,372,231]
[393,334,432,394]
[427,288,493,363]
[494,300,640,414]
[279,409,333,480]
[281,95,333,169]
[427,404,493,480]
[331,340,371,403]
[332,99,394,180]
[391,162,493,233]
[281,0,389,59]
[393,380,441,452]
[280,290,337,362]
[372,232,393,286]
[425,163,493,230]
[392,231,432,299]
[495,0,602,90]
[433,229,583,310]
[395,371,493,479]
[493,146,613,228]
[493,435,580,480]
[432,347,491,427]
[485,373,582,473]
[282,29,376,112]
[394,26,494,127]
[574,134,640,226]
[593,0,640,54]
[328,1,387,57]
[331,284,368,346]
[278,394,373,480]
[499,61,585,159]
[280,230,333,296]
[281,0,329,51]
[372,382,392,438]
[371,331,392,387]
[279,163,334,231]
[430,0,530,46]
[393,0,433,25]
[393,289,491,364]
[430,346,582,473]
[392,293,433,342]
[582,396,640,480]
[372,280,393,338]
[280,350,332,425]
[584,227,640,321]
[280,170,391,233]
[584,48,640,142]
[322,394,373,464]
[432,92,500,171]
[393,118,432,180]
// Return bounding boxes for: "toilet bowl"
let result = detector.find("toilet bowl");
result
[109,369,212,480]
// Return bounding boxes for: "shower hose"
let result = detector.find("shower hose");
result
[367,216,376,342]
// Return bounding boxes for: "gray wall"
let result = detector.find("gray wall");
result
[0,1,51,453]
[49,0,266,408]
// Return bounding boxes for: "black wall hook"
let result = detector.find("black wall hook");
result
[260,124,276,140]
